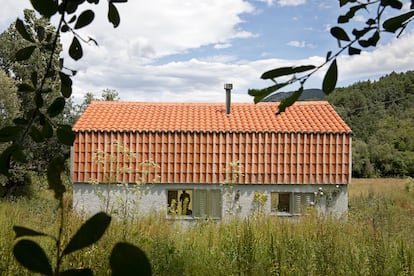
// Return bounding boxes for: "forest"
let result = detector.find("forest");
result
[327,71,414,178]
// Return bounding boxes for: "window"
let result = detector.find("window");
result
[271,192,314,215]
[167,190,192,216]
[167,189,221,219]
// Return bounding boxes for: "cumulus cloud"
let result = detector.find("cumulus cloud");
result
[3,1,414,105]
[277,0,306,7]
[287,40,306,48]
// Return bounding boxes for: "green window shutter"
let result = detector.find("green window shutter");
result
[271,192,279,212]
[193,190,207,218]
[208,189,222,219]
[294,193,302,214]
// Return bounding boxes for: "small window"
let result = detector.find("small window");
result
[271,192,315,215]
[167,190,193,216]
[193,189,222,219]
[167,189,221,219]
[271,192,290,213]
[293,193,315,214]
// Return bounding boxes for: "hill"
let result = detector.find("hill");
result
[326,71,414,177]
[262,88,325,102]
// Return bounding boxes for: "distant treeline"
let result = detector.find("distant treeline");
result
[327,71,414,177]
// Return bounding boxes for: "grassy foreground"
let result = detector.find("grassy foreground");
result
[1,178,413,275]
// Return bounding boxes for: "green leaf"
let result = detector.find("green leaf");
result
[69,37,83,61]
[338,4,367,24]
[348,46,361,55]
[75,10,95,29]
[383,11,414,33]
[330,26,351,41]
[12,148,27,164]
[261,65,316,80]
[35,93,44,108]
[60,269,93,276]
[326,51,332,61]
[0,145,15,176]
[15,46,36,61]
[352,27,373,39]
[47,97,66,118]
[381,0,403,9]
[42,121,54,139]
[47,155,66,200]
[13,239,53,275]
[30,0,58,18]
[61,24,70,33]
[13,118,28,125]
[63,212,111,256]
[368,31,380,46]
[59,72,73,98]
[13,226,48,239]
[0,126,22,142]
[57,125,75,146]
[29,126,44,143]
[277,87,303,115]
[108,2,120,28]
[68,15,77,24]
[322,59,338,95]
[110,242,152,276]
[30,72,38,87]
[18,83,35,92]
[36,25,45,42]
[248,82,288,103]
[15,19,34,42]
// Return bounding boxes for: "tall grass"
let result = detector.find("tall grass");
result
[1,178,413,275]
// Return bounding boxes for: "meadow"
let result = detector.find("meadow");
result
[1,178,413,275]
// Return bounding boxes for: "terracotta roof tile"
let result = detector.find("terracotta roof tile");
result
[73,101,352,134]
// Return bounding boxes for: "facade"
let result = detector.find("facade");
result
[71,100,352,219]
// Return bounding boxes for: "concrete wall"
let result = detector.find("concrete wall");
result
[73,183,348,219]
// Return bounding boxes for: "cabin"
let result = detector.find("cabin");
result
[71,97,352,219]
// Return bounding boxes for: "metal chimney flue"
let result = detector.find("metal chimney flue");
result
[224,83,233,114]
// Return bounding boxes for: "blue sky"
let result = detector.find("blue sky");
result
[1,1,414,103]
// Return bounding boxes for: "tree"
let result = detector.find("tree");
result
[1,1,152,275]
[249,0,414,113]
[0,70,19,127]
[1,0,413,274]
[101,88,120,101]
[71,89,120,123]
[0,10,68,194]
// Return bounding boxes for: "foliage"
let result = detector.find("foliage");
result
[251,190,268,216]
[0,0,152,274]
[221,161,242,216]
[250,0,414,113]
[0,9,69,196]
[1,178,413,275]
[0,70,19,127]
[327,71,414,177]
[70,88,121,124]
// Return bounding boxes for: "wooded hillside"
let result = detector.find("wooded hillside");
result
[327,71,414,177]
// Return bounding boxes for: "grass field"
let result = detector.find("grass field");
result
[1,178,413,275]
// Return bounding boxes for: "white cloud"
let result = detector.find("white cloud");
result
[287,40,306,48]
[277,0,306,7]
[3,1,414,105]
[0,2,25,30]
[255,0,275,6]
[337,31,414,84]
[214,43,232,49]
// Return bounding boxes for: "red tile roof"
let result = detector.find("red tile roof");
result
[73,101,351,134]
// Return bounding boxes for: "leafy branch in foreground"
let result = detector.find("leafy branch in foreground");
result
[0,0,152,274]
[249,0,414,113]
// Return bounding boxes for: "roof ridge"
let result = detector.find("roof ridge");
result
[89,100,329,105]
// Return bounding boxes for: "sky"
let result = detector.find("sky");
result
[1,0,414,103]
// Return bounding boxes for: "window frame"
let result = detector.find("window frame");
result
[167,189,222,219]
[271,192,315,216]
